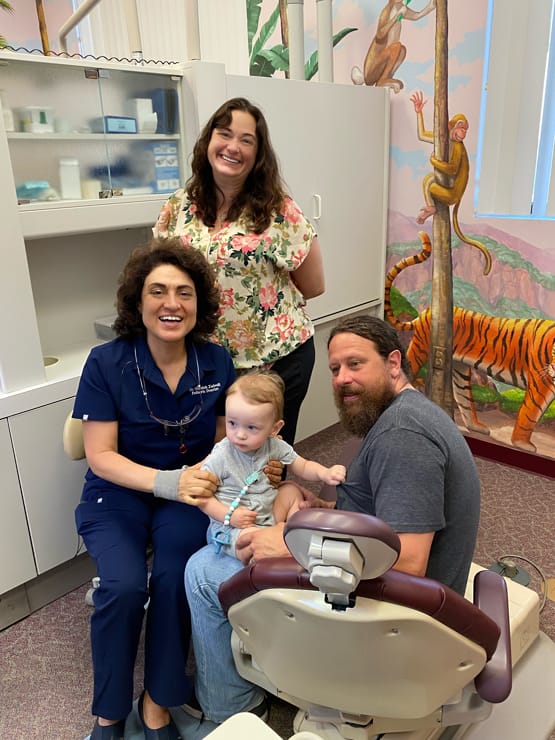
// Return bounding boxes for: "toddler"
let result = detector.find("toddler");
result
[199,372,346,557]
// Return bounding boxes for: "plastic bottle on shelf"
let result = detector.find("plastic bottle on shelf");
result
[59,158,82,200]
[0,89,14,132]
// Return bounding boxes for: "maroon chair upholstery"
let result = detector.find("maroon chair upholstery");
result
[219,556,500,661]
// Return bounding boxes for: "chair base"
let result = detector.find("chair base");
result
[290,632,555,740]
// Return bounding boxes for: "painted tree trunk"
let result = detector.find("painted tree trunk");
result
[35,0,50,55]
[427,0,454,415]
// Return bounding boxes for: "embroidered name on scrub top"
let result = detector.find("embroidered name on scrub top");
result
[191,382,222,396]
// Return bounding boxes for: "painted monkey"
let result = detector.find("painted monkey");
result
[411,91,491,275]
[352,0,436,93]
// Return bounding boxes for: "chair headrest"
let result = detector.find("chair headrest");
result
[284,509,401,580]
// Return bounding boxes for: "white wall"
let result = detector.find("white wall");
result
[80,0,249,73]
[476,0,552,216]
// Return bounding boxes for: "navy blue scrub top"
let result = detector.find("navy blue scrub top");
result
[73,335,235,498]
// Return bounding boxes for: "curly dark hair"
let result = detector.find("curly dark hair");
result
[113,238,220,342]
[328,315,413,379]
[186,97,287,234]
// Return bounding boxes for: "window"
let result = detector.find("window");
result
[475,0,555,219]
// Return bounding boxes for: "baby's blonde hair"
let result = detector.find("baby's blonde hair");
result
[227,371,285,422]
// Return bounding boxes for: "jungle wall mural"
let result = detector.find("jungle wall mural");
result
[251,0,555,461]
[4,0,554,460]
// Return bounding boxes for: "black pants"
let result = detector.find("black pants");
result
[271,337,315,446]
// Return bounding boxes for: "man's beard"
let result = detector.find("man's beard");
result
[334,386,396,438]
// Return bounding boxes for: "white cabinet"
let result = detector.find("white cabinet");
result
[0,51,188,599]
[3,52,183,230]
[0,51,187,397]
[0,419,36,594]
[226,74,390,323]
[0,398,88,593]
[8,398,88,574]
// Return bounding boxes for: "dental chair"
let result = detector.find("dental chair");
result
[218,507,555,740]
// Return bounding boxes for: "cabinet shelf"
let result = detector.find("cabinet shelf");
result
[19,194,168,238]
[3,51,184,239]
[8,132,181,141]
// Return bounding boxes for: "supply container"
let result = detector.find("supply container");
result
[59,158,82,200]
[0,90,14,132]
[18,105,54,133]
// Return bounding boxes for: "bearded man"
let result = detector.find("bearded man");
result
[328,315,479,593]
[183,315,480,727]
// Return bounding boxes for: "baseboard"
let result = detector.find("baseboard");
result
[465,434,555,479]
[0,553,96,631]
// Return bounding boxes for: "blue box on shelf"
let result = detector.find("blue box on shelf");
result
[148,89,178,134]
[131,140,180,193]
[91,115,137,134]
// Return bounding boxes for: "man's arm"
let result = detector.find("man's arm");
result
[235,522,289,564]
[395,532,434,576]
[366,427,446,579]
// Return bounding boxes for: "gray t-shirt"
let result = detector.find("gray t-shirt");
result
[336,389,480,594]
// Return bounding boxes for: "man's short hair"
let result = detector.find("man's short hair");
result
[328,315,412,378]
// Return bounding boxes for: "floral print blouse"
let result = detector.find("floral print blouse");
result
[153,190,316,369]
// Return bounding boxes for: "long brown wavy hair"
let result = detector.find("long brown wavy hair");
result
[113,238,220,342]
[186,97,287,234]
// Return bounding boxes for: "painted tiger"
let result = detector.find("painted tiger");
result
[384,231,555,452]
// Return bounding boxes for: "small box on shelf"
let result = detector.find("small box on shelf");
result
[148,89,178,134]
[17,106,54,133]
[90,116,137,134]
[94,315,117,341]
[131,140,180,194]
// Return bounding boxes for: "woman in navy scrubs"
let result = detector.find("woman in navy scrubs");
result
[74,238,235,740]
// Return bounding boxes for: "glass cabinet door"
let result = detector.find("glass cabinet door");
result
[1,52,182,207]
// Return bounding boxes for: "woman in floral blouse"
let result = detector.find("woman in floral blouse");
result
[153,97,325,445]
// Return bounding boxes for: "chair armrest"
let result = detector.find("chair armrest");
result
[473,569,512,702]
